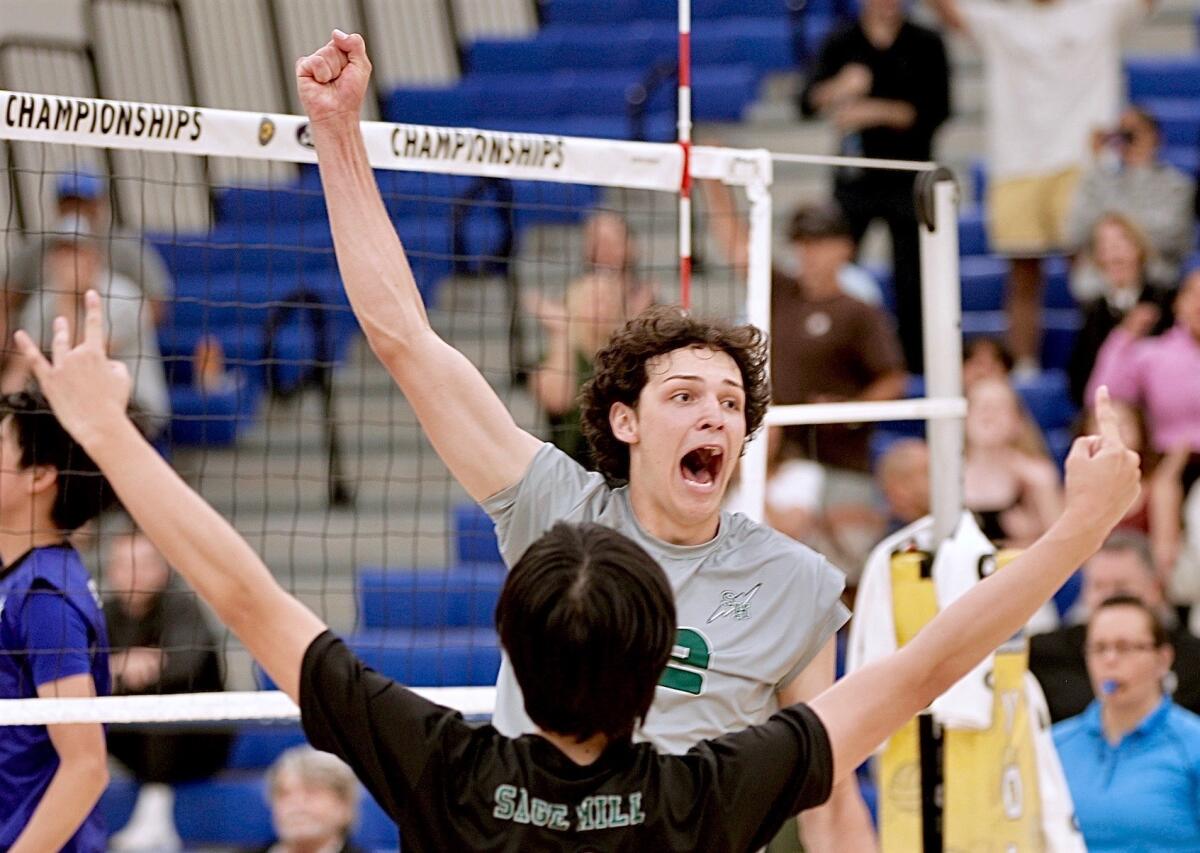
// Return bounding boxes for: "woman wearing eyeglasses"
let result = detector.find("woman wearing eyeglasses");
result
[1052,595,1200,852]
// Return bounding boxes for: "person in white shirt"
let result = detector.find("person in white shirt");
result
[927,0,1152,376]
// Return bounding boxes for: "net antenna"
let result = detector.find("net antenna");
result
[0,88,773,726]
[677,0,692,309]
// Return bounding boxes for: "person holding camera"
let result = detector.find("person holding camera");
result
[1065,106,1196,302]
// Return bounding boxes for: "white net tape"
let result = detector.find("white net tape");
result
[0,688,496,725]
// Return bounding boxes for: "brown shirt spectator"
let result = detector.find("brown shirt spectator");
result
[771,268,905,473]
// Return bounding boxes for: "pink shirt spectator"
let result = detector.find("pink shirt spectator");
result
[1087,326,1200,452]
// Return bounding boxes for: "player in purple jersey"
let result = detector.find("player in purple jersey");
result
[0,389,115,852]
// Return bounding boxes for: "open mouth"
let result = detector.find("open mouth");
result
[680,445,725,488]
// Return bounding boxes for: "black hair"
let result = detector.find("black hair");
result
[496,522,676,743]
[1091,594,1170,649]
[1,391,116,531]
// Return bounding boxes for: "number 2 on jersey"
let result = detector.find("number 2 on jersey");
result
[658,628,711,695]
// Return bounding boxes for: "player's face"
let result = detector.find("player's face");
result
[0,417,37,527]
[1085,605,1171,711]
[624,346,747,526]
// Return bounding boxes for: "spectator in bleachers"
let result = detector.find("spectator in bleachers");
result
[259,746,364,853]
[699,177,886,306]
[798,0,951,374]
[928,0,1151,378]
[1,217,170,436]
[528,271,652,467]
[1065,107,1196,302]
[876,437,931,534]
[767,204,907,577]
[1067,212,1174,405]
[2,170,172,343]
[961,335,1013,390]
[1030,530,1200,723]
[581,211,654,302]
[1052,595,1200,851]
[963,377,1063,546]
[1088,269,1200,576]
[104,531,232,852]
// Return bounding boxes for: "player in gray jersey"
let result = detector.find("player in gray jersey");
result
[296,30,874,847]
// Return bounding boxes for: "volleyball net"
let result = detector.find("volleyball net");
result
[0,90,964,728]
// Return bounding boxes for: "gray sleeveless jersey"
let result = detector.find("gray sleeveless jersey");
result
[481,443,849,755]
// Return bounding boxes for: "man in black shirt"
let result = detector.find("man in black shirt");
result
[798,0,951,373]
[20,253,1138,850]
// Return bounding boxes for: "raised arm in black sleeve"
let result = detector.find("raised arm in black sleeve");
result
[299,630,468,820]
[700,704,835,851]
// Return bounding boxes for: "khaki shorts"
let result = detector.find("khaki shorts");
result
[986,167,1080,257]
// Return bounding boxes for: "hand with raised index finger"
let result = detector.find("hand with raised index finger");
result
[1092,385,1126,451]
[13,289,132,449]
[1063,384,1141,535]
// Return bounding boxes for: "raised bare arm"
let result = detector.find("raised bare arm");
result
[16,294,326,702]
[297,31,542,501]
[811,387,1140,781]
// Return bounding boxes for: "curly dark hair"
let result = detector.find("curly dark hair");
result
[580,305,770,483]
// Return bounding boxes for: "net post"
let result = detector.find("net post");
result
[740,163,773,523]
[916,169,964,545]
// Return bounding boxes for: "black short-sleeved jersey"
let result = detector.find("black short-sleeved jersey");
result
[299,631,834,853]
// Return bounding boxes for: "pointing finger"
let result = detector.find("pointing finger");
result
[83,289,105,350]
[1093,385,1124,447]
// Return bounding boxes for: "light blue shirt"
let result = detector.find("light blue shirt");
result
[1053,698,1200,852]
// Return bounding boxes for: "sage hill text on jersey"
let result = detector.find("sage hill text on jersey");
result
[492,785,646,833]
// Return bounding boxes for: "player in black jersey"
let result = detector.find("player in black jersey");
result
[20,292,1139,852]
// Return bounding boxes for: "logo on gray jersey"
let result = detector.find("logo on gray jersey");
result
[707,583,762,623]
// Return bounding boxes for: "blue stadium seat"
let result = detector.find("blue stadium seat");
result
[1126,56,1200,100]
[355,794,400,850]
[1041,323,1078,373]
[454,502,503,564]
[1162,145,1199,175]
[970,159,987,204]
[1042,256,1075,310]
[148,224,338,277]
[958,255,1074,312]
[167,379,262,447]
[348,628,502,686]
[173,778,275,847]
[226,724,308,770]
[690,18,795,70]
[215,183,328,224]
[1139,97,1200,147]
[356,564,506,630]
[959,255,1006,311]
[958,205,988,255]
[1013,369,1075,432]
[173,778,397,850]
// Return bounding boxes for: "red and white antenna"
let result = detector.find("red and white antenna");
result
[677,0,693,310]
